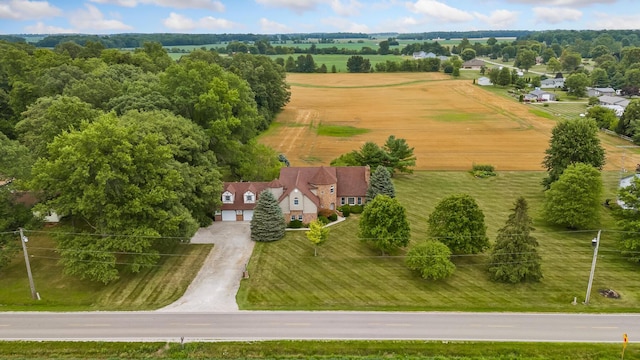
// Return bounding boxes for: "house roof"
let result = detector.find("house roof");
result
[279,166,369,203]
[335,166,369,196]
[462,58,485,67]
[600,95,629,106]
[309,166,337,185]
[220,181,272,210]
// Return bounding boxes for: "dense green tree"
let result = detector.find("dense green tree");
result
[406,241,455,280]
[565,73,590,97]
[383,135,416,174]
[359,194,410,255]
[428,194,489,254]
[546,57,562,73]
[587,105,618,130]
[460,48,476,61]
[250,190,285,242]
[590,68,610,87]
[346,55,371,73]
[544,163,602,229]
[106,73,172,115]
[615,175,640,261]
[488,197,542,283]
[0,132,33,181]
[560,50,582,71]
[30,115,200,283]
[618,99,640,138]
[306,220,329,256]
[353,142,389,170]
[15,95,101,158]
[377,40,390,55]
[234,140,282,181]
[366,165,395,203]
[496,66,511,86]
[542,118,605,188]
[514,49,537,71]
[329,152,359,167]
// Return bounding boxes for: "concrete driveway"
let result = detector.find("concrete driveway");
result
[158,221,254,312]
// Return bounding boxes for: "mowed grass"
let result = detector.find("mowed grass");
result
[0,232,212,311]
[238,171,640,312]
[317,124,370,137]
[0,340,636,359]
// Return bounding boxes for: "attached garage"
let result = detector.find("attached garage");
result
[221,210,236,221]
[242,210,253,221]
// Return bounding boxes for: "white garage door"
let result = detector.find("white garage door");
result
[221,210,236,221]
[243,210,253,221]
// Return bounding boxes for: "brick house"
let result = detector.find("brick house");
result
[215,166,370,222]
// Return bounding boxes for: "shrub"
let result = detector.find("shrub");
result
[328,213,338,221]
[471,164,496,178]
[318,208,334,218]
[318,216,330,225]
[288,220,303,228]
[339,205,351,217]
[350,205,364,214]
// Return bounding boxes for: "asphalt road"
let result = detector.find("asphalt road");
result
[0,311,638,342]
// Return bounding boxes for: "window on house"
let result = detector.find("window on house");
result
[298,215,303,221]
[348,197,355,205]
[291,215,296,221]
[224,195,231,202]
[330,185,334,194]
[294,197,299,205]
[357,197,362,205]
[246,194,253,202]
[341,197,345,205]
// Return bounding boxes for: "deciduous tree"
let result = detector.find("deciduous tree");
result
[359,195,410,255]
[544,163,602,229]
[406,241,455,280]
[346,55,371,73]
[488,197,542,283]
[250,190,285,242]
[428,194,489,254]
[306,220,328,256]
[565,73,590,98]
[542,118,605,188]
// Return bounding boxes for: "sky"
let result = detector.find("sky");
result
[0,0,638,35]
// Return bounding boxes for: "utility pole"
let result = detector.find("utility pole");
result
[19,228,38,300]
[584,230,601,305]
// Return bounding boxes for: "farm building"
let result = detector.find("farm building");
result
[462,58,485,70]
[216,166,370,223]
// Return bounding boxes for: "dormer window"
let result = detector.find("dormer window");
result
[222,191,234,204]
[244,191,255,204]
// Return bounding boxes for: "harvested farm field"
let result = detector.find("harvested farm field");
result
[259,73,638,171]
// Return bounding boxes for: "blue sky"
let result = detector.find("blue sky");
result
[0,0,638,35]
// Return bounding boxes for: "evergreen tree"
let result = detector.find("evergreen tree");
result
[366,165,395,203]
[488,197,542,283]
[250,190,285,242]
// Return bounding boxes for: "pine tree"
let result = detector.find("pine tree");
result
[366,165,395,203]
[488,197,542,283]
[250,190,285,242]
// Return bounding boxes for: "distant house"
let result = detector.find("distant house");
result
[12,191,61,223]
[601,104,626,117]
[587,87,616,97]
[599,95,630,108]
[477,77,492,86]
[412,51,427,59]
[527,89,556,101]
[461,58,485,70]
[540,78,565,89]
[216,166,370,223]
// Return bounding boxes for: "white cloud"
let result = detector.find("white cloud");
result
[24,21,75,34]
[474,9,519,29]
[69,4,133,31]
[407,0,474,22]
[373,16,421,33]
[89,0,225,11]
[0,0,62,20]
[331,0,363,16]
[259,18,291,33]
[508,0,615,6]
[533,6,582,24]
[592,12,640,29]
[321,17,369,32]
[162,12,238,31]
[255,0,323,13]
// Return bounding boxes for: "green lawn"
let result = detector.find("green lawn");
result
[0,232,212,311]
[238,171,640,312]
[0,340,635,359]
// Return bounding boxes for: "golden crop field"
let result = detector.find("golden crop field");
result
[260,73,638,171]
